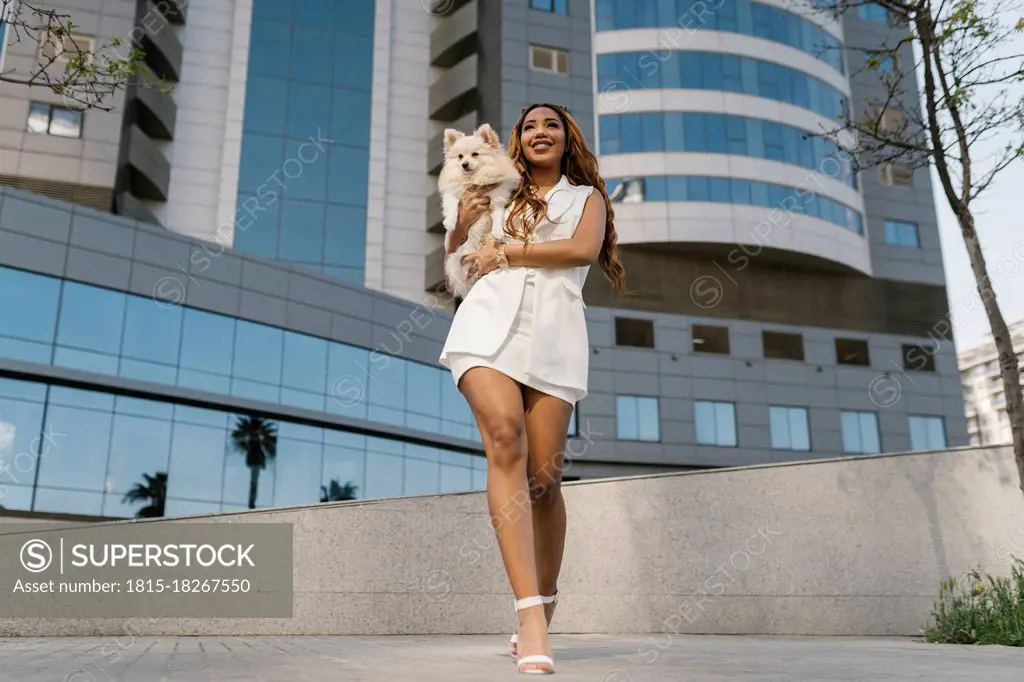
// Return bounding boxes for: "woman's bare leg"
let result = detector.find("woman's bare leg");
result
[459,367,552,672]
[523,389,573,628]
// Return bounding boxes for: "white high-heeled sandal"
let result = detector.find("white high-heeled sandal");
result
[513,595,556,675]
[509,590,558,658]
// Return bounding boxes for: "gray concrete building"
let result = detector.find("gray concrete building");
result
[0,0,968,519]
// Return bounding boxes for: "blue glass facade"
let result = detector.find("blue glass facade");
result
[600,113,858,188]
[0,377,486,518]
[598,52,847,121]
[0,265,481,444]
[606,175,863,233]
[234,0,374,285]
[595,0,845,73]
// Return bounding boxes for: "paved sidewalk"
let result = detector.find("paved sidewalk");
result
[1,634,1022,681]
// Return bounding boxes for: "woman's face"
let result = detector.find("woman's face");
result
[519,106,567,170]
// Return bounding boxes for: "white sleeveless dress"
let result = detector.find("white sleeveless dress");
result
[439,175,595,406]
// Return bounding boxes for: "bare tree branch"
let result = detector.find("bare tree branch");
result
[805,0,1024,496]
[0,0,168,111]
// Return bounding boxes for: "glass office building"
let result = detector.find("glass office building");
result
[233,0,374,284]
[0,184,491,519]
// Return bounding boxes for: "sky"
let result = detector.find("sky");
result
[930,30,1023,355]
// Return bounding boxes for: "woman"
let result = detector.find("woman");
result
[438,103,627,674]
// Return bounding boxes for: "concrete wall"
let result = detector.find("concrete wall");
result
[2,445,1021,636]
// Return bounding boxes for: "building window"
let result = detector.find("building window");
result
[615,317,655,348]
[763,331,804,361]
[695,400,737,447]
[40,32,94,64]
[530,0,568,14]
[26,102,83,138]
[902,344,936,371]
[858,2,890,22]
[841,411,881,454]
[836,338,871,366]
[770,406,811,451]
[883,220,920,247]
[530,45,570,75]
[879,162,913,187]
[616,395,659,441]
[692,324,730,354]
[908,415,947,451]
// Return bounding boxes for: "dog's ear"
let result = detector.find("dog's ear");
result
[443,129,465,153]
[475,123,501,150]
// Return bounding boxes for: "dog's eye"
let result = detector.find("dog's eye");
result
[458,154,463,159]
[472,152,479,157]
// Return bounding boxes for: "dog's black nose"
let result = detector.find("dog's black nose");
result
[461,161,470,169]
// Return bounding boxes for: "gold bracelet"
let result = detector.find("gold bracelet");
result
[495,241,509,269]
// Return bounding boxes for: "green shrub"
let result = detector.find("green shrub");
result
[924,557,1024,646]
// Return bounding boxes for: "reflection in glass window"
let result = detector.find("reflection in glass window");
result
[908,416,946,451]
[121,296,182,367]
[35,404,113,491]
[841,411,880,453]
[0,265,480,446]
[616,395,660,441]
[695,401,738,447]
[404,449,440,496]
[605,174,863,234]
[167,422,228,502]
[274,437,323,507]
[235,0,374,281]
[600,112,857,188]
[883,220,920,247]
[105,413,172,496]
[0,396,46,487]
[180,308,235,375]
[858,2,890,22]
[595,0,844,72]
[0,267,60,362]
[769,406,811,451]
[282,331,329,394]
[597,52,847,120]
[56,281,125,355]
[233,320,284,385]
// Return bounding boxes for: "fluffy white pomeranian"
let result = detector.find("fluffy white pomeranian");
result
[439,123,521,299]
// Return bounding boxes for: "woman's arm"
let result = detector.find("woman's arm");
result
[444,185,497,255]
[503,191,606,268]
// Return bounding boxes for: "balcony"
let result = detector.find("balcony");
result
[138,0,183,82]
[133,83,177,140]
[156,0,188,24]
[427,110,478,175]
[425,190,444,234]
[430,0,478,68]
[429,54,478,121]
[425,244,446,292]
[115,191,160,226]
[123,124,170,202]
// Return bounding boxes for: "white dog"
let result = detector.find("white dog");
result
[439,123,521,299]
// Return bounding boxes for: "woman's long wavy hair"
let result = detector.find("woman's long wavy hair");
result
[504,103,627,296]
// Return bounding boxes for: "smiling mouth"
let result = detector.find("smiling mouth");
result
[532,141,552,151]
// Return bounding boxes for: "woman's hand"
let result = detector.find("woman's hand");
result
[462,236,503,279]
[455,184,498,233]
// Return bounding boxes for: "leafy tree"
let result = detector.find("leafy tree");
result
[812,0,1024,493]
[0,0,160,111]
[230,415,278,510]
[122,472,167,518]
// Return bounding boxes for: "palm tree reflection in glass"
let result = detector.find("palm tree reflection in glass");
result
[320,479,359,502]
[230,415,278,509]
[122,472,168,518]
